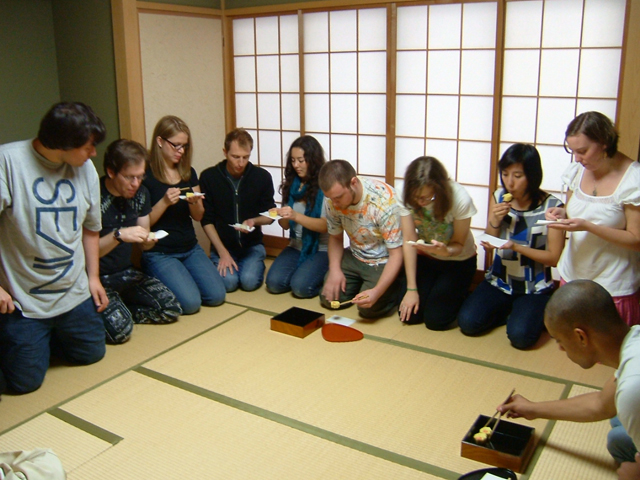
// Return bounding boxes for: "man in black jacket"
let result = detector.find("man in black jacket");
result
[200,128,275,292]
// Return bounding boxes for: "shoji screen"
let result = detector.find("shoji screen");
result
[500,0,626,197]
[395,2,498,268]
[233,15,300,237]
[302,9,388,181]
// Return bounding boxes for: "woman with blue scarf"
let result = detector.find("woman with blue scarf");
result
[266,136,329,298]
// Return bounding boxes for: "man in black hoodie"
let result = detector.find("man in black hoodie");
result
[200,128,275,292]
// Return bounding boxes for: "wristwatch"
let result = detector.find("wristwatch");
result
[113,229,123,243]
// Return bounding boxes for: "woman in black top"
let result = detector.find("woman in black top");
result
[142,116,225,314]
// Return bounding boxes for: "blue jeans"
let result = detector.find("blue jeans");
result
[142,244,226,315]
[0,297,105,394]
[266,247,328,298]
[457,280,552,349]
[210,244,266,292]
[101,268,182,344]
[608,416,638,464]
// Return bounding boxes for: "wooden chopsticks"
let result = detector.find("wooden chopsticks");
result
[339,294,369,306]
[483,388,516,437]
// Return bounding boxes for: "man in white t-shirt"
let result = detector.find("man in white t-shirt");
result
[0,102,108,394]
[500,280,640,480]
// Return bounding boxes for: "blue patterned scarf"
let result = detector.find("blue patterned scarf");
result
[288,176,324,266]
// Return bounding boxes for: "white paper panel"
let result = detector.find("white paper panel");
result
[257,93,280,130]
[396,51,427,94]
[465,185,489,229]
[359,52,386,93]
[233,18,255,55]
[263,165,283,208]
[304,54,329,92]
[575,99,617,121]
[281,131,300,160]
[395,137,425,178]
[257,56,280,92]
[303,12,328,53]
[331,134,358,164]
[462,2,497,49]
[536,98,577,145]
[426,95,459,140]
[280,55,299,93]
[459,96,493,141]
[330,52,357,93]
[457,141,492,187]
[246,129,258,158]
[358,8,387,51]
[537,144,572,193]
[280,15,299,54]
[578,49,621,98]
[461,50,495,95]
[428,3,461,49]
[396,6,427,50]
[358,135,386,176]
[281,94,300,131]
[258,130,282,166]
[235,94,257,129]
[359,94,386,135]
[427,50,460,95]
[331,94,357,134]
[539,49,579,97]
[304,94,329,132]
[234,57,256,92]
[308,132,331,159]
[330,10,356,52]
[505,1,542,48]
[395,95,426,138]
[472,229,486,268]
[541,0,583,48]
[582,0,625,47]
[500,97,538,144]
[256,16,279,55]
[424,139,457,178]
[502,50,540,96]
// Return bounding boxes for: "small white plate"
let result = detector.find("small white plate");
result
[477,233,509,248]
[179,192,205,200]
[407,240,430,246]
[153,230,169,239]
[535,220,562,226]
[260,211,282,220]
[229,223,255,232]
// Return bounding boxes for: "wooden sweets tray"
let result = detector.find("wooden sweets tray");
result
[270,307,325,338]
[461,414,536,473]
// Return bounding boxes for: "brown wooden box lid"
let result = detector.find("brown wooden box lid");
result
[270,307,325,338]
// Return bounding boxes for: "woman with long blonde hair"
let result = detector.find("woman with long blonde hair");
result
[142,116,225,314]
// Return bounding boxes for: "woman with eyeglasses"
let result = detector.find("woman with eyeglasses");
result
[399,156,477,330]
[142,115,225,314]
[457,144,564,349]
[265,135,328,298]
[545,111,640,326]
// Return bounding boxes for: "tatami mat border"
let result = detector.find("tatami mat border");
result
[0,309,248,437]
[135,366,462,479]
[49,408,124,445]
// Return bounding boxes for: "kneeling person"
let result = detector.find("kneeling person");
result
[99,140,182,343]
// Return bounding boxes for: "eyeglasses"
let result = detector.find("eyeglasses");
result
[162,137,190,152]
[118,172,146,183]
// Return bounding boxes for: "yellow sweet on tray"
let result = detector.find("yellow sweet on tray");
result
[330,301,340,309]
[186,192,195,198]
[503,193,513,202]
[473,432,488,444]
[269,209,278,218]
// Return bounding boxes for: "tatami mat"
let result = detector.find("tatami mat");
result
[226,287,612,388]
[529,385,617,480]
[0,303,244,433]
[141,310,564,476]
[0,272,622,479]
[61,372,443,479]
[0,413,112,472]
